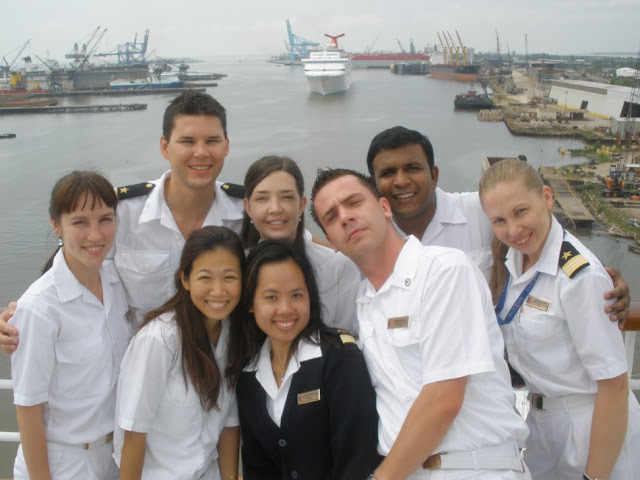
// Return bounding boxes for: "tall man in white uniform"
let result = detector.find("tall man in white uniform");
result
[0,91,244,345]
[365,126,629,322]
[310,168,531,480]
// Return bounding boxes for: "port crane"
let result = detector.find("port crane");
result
[2,39,31,74]
[65,27,107,70]
[94,29,150,65]
[455,30,467,66]
[446,32,460,67]
[436,32,448,65]
[285,19,319,63]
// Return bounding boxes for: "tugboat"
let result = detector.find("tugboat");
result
[454,82,494,110]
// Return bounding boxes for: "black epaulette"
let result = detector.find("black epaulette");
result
[559,240,590,278]
[114,182,155,200]
[221,182,245,199]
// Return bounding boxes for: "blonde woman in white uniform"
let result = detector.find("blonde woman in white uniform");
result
[479,158,640,480]
[10,171,131,480]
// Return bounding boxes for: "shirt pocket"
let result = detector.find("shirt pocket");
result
[115,250,172,309]
[54,336,111,399]
[154,375,203,439]
[515,307,571,374]
[389,326,423,378]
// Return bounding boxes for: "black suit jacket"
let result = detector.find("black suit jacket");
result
[237,330,382,480]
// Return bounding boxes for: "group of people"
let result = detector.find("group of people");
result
[1,90,639,480]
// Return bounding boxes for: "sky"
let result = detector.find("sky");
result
[2,0,640,65]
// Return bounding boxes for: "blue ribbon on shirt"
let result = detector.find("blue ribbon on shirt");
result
[494,271,541,326]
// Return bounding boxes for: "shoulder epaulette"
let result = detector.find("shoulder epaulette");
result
[559,240,590,278]
[115,182,155,200]
[335,328,356,344]
[221,182,245,198]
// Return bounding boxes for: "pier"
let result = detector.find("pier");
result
[27,87,206,98]
[0,104,147,115]
[539,166,595,228]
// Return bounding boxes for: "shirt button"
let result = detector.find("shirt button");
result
[405,395,411,402]
[291,471,298,479]
[278,439,286,447]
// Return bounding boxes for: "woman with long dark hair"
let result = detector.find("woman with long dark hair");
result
[227,240,381,480]
[241,155,361,333]
[11,171,130,480]
[115,226,244,480]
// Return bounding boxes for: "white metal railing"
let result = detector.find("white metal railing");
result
[0,379,19,442]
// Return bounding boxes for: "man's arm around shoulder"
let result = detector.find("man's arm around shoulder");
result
[373,376,467,480]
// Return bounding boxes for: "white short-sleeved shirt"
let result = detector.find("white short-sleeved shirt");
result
[113,170,244,327]
[113,313,238,480]
[397,188,494,281]
[304,237,361,334]
[499,217,627,397]
[357,237,528,465]
[244,337,322,427]
[10,250,131,444]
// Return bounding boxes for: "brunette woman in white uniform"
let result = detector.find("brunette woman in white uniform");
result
[11,171,131,480]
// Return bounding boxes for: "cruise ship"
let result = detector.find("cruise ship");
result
[301,34,352,95]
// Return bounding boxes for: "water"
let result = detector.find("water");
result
[1,56,639,475]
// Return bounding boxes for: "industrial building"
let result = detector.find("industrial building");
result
[549,79,639,119]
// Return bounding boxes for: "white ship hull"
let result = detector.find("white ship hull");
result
[302,51,353,95]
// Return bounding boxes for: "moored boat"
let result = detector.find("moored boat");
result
[109,72,184,90]
[431,64,481,82]
[454,86,494,110]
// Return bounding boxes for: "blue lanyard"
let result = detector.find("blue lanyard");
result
[494,271,541,326]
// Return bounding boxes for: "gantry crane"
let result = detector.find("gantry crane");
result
[285,19,319,62]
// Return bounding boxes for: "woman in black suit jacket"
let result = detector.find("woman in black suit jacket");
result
[226,240,381,480]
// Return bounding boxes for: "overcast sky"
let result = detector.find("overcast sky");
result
[3,0,639,64]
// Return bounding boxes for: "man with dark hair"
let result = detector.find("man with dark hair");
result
[311,168,531,480]
[366,126,630,322]
[0,91,245,342]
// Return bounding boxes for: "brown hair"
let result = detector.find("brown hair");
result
[241,155,306,252]
[162,91,227,140]
[310,168,379,232]
[43,171,118,273]
[143,226,246,411]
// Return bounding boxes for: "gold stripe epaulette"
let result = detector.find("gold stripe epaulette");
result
[559,240,590,278]
[114,182,155,200]
[335,328,356,344]
[221,182,245,198]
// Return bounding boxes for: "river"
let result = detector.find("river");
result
[0,56,638,475]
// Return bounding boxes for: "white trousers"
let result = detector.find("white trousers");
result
[14,441,118,480]
[407,467,531,480]
[525,391,640,479]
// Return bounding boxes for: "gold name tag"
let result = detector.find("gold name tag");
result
[387,315,410,329]
[525,295,551,312]
[297,389,321,405]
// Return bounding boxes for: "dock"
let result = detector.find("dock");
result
[26,87,206,98]
[539,166,595,228]
[0,104,147,115]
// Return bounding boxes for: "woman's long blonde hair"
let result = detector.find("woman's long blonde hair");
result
[479,158,546,304]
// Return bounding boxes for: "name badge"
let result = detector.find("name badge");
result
[298,389,321,405]
[387,315,410,329]
[525,295,551,312]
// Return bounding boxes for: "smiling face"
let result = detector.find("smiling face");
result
[250,259,311,352]
[371,143,438,234]
[51,196,116,276]
[182,248,242,324]
[481,178,554,268]
[313,174,394,262]
[244,171,307,243]
[161,114,230,191]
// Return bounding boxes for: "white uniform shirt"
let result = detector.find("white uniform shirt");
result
[245,337,322,427]
[398,188,494,281]
[357,237,528,466]
[500,217,627,397]
[304,237,361,334]
[114,314,238,480]
[10,250,131,444]
[113,170,244,327]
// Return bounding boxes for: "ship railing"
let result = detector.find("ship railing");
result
[0,303,639,444]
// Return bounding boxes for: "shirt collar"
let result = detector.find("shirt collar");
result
[359,236,419,301]
[419,188,468,243]
[505,216,563,283]
[52,249,120,305]
[139,170,243,228]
